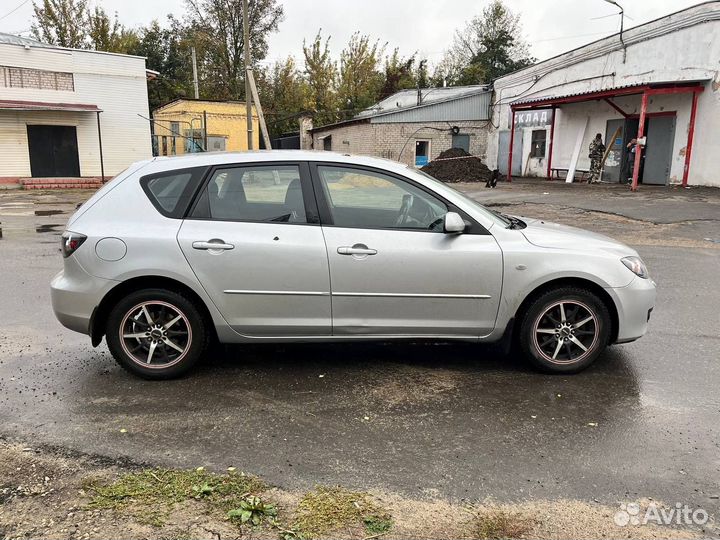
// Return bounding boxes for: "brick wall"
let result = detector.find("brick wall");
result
[312,120,490,167]
[0,66,74,91]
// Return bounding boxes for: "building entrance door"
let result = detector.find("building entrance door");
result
[602,119,625,183]
[27,125,81,177]
[643,115,676,185]
[498,130,522,176]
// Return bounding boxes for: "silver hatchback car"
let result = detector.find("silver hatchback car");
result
[51,151,656,379]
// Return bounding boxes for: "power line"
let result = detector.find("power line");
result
[0,0,31,22]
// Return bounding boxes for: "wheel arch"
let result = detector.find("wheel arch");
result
[511,277,619,345]
[90,275,217,347]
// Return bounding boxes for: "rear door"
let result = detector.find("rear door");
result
[311,163,503,337]
[177,162,331,336]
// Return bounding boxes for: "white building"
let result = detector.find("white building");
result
[0,33,152,186]
[487,1,720,188]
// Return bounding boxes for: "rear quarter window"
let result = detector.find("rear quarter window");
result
[140,167,207,218]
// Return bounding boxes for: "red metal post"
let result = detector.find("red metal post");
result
[546,106,556,180]
[507,107,516,182]
[631,92,648,192]
[682,90,700,187]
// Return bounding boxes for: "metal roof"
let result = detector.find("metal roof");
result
[355,85,489,119]
[0,99,101,112]
[0,33,58,48]
[312,85,491,131]
[511,81,707,109]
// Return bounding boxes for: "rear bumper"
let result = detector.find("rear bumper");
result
[608,276,657,344]
[50,262,117,335]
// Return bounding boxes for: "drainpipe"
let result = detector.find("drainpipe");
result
[96,111,105,182]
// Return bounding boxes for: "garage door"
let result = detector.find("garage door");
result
[27,125,81,177]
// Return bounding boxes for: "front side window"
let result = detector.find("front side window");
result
[193,165,307,223]
[317,165,447,231]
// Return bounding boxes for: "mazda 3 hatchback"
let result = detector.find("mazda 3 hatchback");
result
[51,151,656,379]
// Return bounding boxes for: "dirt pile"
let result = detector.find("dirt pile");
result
[420,147,493,183]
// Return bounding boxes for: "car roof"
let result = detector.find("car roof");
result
[145,150,411,175]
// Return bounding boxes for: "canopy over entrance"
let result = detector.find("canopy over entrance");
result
[507,82,704,190]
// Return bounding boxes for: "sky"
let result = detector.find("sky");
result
[0,0,703,66]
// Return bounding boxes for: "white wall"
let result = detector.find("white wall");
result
[488,1,720,186]
[0,42,151,177]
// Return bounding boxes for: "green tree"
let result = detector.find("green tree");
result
[260,56,311,137]
[337,32,385,119]
[87,6,138,53]
[183,0,284,99]
[31,0,88,48]
[129,18,195,111]
[303,30,338,127]
[380,49,416,99]
[441,0,535,85]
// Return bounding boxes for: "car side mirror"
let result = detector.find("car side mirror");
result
[443,212,465,233]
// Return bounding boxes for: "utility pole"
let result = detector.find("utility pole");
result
[243,0,254,150]
[191,47,200,99]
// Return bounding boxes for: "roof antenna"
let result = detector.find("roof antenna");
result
[604,0,626,63]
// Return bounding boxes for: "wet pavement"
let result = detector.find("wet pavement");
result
[0,184,718,517]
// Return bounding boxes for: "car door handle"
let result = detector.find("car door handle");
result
[192,240,235,251]
[337,245,377,256]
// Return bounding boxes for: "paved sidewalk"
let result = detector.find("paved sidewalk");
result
[457,178,720,224]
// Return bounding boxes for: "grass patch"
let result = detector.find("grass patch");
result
[468,508,533,539]
[292,486,392,538]
[85,468,266,526]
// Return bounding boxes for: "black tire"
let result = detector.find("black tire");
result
[518,287,611,374]
[106,288,208,380]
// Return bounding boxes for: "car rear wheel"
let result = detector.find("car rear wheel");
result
[106,289,208,379]
[518,287,611,373]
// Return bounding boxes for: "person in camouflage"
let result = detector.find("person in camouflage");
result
[588,133,606,183]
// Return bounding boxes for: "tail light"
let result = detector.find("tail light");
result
[61,232,87,258]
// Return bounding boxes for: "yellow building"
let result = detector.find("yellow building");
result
[151,99,259,156]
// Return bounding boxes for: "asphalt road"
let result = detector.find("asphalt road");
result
[0,184,718,518]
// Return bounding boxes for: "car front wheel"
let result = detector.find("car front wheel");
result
[106,288,208,379]
[519,287,611,373]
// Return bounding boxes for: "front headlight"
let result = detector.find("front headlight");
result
[621,256,649,279]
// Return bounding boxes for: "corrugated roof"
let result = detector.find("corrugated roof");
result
[511,80,707,108]
[0,33,58,48]
[312,85,491,131]
[512,83,648,106]
[355,85,489,119]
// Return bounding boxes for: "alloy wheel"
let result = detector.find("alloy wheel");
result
[119,301,192,368]
[532,300,599,364]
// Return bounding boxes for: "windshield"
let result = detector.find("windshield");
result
[415,170,512,227]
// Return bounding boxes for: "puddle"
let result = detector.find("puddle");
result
[35,224,62,233]
[34,209,65,217]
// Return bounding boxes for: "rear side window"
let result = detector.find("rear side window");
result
[140,167,207,218]
[191,165,309,223]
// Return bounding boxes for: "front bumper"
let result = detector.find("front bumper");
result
[50,258,117,335]
[607,276,657,344]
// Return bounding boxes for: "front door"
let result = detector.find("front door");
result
[311,164,503,337]
[177,163,331,336]
[498,130,522,176]
[602,119,625,183]
[643,115,676,185]
[27,125,81,177]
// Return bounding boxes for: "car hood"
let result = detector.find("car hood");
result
[519,217,638,257]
